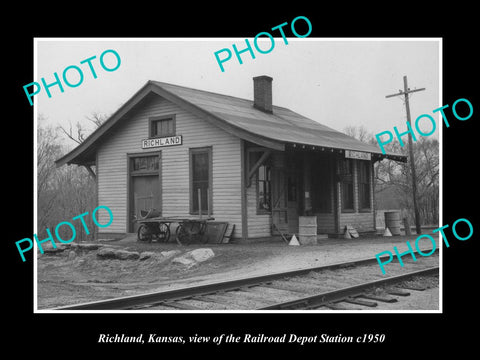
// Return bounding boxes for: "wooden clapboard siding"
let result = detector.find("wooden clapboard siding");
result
[316,213,336,233]
[339,212,374,232]
[97,93,242,236]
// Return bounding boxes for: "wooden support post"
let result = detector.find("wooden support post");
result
[198,188,202,220]
[385,75,425,235]
[240,140,248,241]
[207,188,211,217]
[403,217,412,236]
[303,154,312,215]
[83,165,96,180]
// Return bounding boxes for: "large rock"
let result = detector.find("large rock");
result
[115,250,140,260]
[139,251,156,261]
[161,250,182,258]
[172,256,196,267]
[190,248,215,262]
[68,250,77,260]
[39,242,68,254]
[97,247,140,260]
[42,246,66,255]
[172,248,215,267]
[96,247,116,259]
[71,243,102,251]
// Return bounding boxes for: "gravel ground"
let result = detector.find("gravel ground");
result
[36,233,441,310]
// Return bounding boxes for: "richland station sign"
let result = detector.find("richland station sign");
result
[344,150,371,160]
[141,135,183,149]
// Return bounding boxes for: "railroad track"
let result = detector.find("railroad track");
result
[55,251,439,311]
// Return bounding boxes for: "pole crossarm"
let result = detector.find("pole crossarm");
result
[385,87,426,98]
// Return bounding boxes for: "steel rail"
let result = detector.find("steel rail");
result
[258,266,439,310]
[54,249,438,310]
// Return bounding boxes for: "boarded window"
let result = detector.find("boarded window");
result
[150,116,175,137]
[340,159,354,211]
[190,147,212,214]
[358,160,371,210]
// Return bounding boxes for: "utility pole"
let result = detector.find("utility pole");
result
[386,75,425,235]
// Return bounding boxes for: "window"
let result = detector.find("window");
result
[131,155,159,172]
[358,161,371,210]
[311,157,332,213]
[257,164,271,212]
[249,150,272,213]
[149,116,175,138]
[340,159,354,211]
[190,147,212,214]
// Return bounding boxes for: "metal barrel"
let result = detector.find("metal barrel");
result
[384,211,401,235]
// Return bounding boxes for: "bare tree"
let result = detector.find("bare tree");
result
[57,112,109,145]
[57,121,86,145]
[86,112,108,128]
[37,115,63,229]
[37,112,108,242]
[343,125,371,143]
[343,125,439,226]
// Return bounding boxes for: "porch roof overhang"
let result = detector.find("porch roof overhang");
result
[55,80,407,167]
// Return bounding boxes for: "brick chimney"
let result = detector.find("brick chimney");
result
[253,75,273,113]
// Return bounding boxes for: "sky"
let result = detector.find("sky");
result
[35,38,440,147]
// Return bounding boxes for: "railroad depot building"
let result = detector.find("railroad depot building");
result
[56,76,405,241]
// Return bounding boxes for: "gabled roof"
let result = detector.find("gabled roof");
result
[55,80,406,167]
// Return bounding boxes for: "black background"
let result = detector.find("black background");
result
[5,5,478,356]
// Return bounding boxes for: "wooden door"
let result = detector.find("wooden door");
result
[131,175,160,232]
[272,167,301,236]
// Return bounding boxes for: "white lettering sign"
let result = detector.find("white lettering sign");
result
[345,150,371,160]
[141,135,182,149]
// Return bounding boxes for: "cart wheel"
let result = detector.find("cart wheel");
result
[137,224,152,242]
[199,222,209,244]
[157,223,171,243]
[175,223,190,245]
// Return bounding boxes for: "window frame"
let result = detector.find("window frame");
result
[340,158,355,213]
[130,154,160,175]
[148,115,176,138]
[247,149,272,215]
[189,147,213,215]
[357,160,372,211]
[256,163,272,214]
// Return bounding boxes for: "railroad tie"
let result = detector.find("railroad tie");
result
[161,301,204,310]
[360,294,398,303]
[188,296,239,310]
[399,284,426,291]
[344,297,378,307]
[260,282,308,294]
[323,302,361,310]
[385,288,410,297]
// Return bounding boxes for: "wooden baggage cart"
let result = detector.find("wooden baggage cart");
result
[136,215,215,245]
